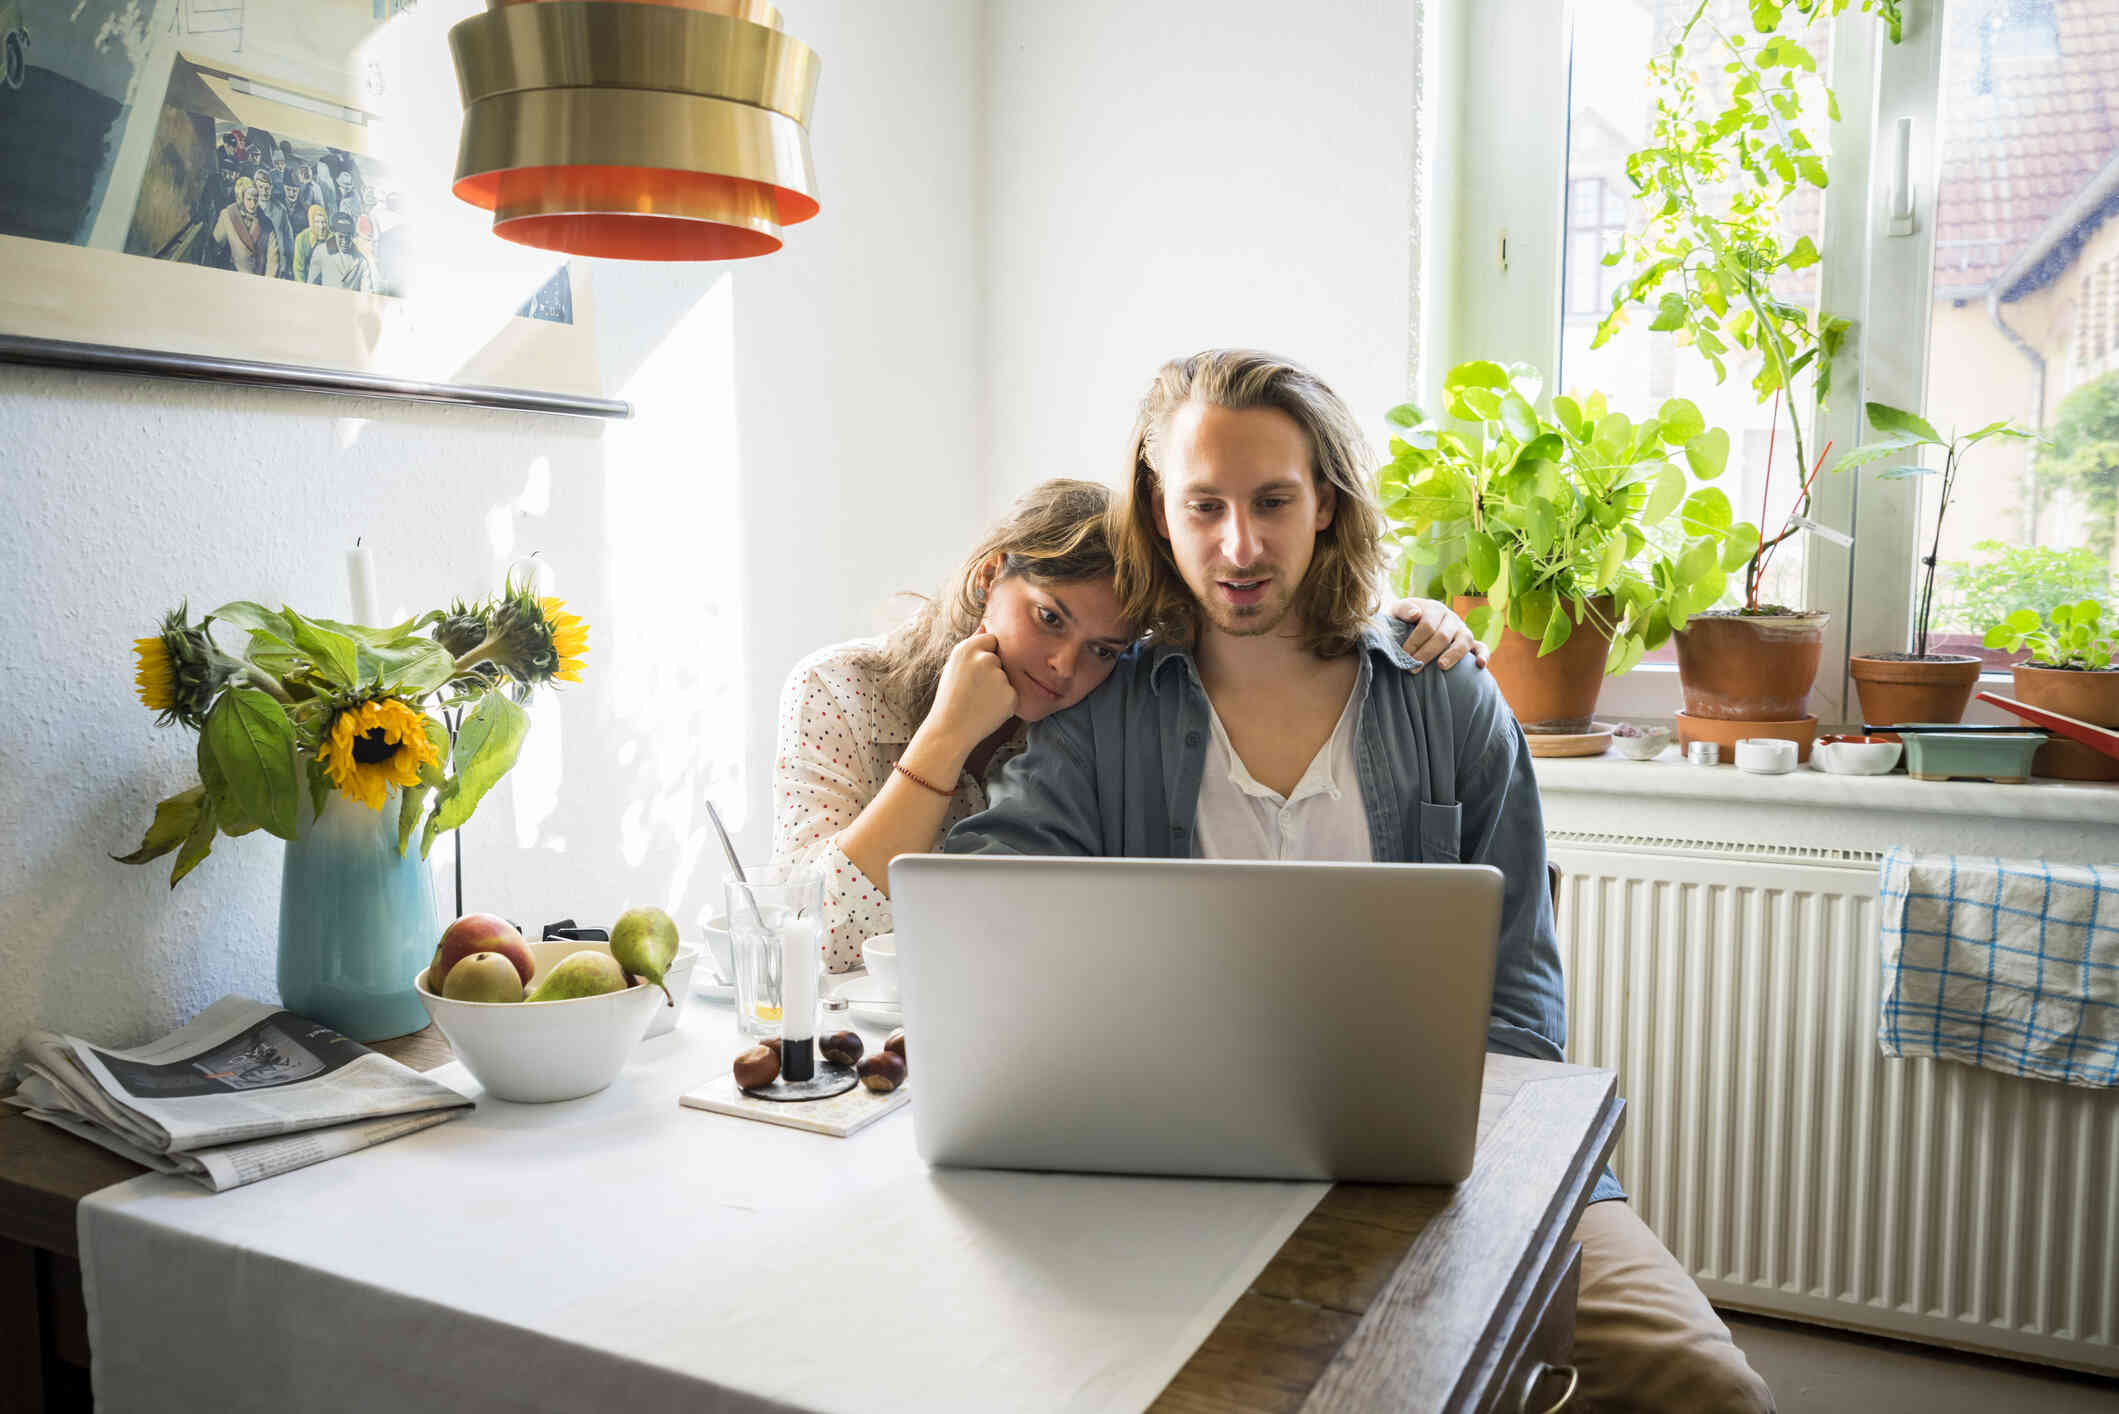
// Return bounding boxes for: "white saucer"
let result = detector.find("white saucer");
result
[826,972,901,1027]
[689,970,734,1002]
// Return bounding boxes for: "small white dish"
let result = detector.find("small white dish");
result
[1812,738,1902,775]
[827,970,903,1029]
[1734,738,1798,774]
[1611,726,1673,761]
[861,933,899,1001]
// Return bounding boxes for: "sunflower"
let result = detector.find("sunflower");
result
[318,697,442,811]
[134,636,176,714]
[542,596,590,683]
[472,579,591,686]
[133,607,235,728]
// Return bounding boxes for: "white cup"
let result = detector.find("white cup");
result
[862,934,899,1000]
[1734,738,1798,774]
[699,915,734,986]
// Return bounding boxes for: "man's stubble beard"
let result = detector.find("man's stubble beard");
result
[1191,573,1301,640]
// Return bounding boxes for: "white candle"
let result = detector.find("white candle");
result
[346,544,379,626]
[781,916,819,1044]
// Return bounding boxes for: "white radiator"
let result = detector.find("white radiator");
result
[1548,833,2119,1375]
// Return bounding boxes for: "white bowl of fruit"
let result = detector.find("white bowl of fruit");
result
[415,912,674,1103]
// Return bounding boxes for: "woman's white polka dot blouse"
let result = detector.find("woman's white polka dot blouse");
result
[769,638,1024,973]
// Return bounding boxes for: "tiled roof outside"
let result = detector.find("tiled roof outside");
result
[1932,0,2119,298]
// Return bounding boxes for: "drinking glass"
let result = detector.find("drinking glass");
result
[725,864,824,1039]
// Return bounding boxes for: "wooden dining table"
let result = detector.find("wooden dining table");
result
[3,1029,1618,1414]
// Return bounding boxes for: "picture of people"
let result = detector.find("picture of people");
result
[0,1,604,406]
[125,70,573,323]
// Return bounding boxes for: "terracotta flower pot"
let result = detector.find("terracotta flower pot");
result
[1848,654,1982,729]
[1453,594,1615,734]
[1672,611,1828,722]
[2012,663,2119,782]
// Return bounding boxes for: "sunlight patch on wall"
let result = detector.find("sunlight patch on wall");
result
[603,276,749,920]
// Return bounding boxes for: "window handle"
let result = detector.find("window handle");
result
[1888,115,1917,237]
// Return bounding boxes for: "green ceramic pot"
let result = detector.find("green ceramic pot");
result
[278,787,439,1040]
[1898,729,2046,783]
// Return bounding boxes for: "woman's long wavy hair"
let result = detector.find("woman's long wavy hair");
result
[1111,349,1387,658]
[856,479,1119,727]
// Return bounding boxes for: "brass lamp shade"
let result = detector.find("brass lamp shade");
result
[449,0,821,261]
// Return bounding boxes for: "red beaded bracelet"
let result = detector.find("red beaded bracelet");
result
[893,760,953,798]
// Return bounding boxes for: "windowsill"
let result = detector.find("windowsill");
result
[1531,748,2119,826]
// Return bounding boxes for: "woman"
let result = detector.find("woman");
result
[771,479,1482,971]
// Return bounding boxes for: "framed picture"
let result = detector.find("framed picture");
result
[0,0,626,417]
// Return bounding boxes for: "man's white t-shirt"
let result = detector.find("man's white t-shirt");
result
[1192,680,1373,862]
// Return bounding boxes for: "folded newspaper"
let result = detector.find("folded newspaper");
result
[8,996,472,1192]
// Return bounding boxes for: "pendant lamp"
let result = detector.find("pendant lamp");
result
[448,0,820,261]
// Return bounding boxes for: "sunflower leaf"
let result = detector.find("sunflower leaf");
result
[209,601,295,642]
[113,785,206,865]
[419,718,451,790]
[307,612,443,645]
[197,733,260,837]
[421,692,529,854]
[307,757,332,821]
[284,611,361,688]
[170,796,218,887]
[364,639,456,697]
[204,688,302,842]
[398,781,431,858]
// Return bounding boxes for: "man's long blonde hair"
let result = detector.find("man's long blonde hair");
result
[856,479,1120,726]
[1111,349,1387,658]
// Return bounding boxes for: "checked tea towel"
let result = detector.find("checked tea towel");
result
[1878,848,2119,1087]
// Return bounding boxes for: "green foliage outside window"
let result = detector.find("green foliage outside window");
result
[1934,540,2116,638]
[2030,372,2119,565]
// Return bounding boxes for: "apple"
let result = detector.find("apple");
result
[430,913,533,992]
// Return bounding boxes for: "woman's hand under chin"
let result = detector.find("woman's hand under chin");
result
[1386,597,1487,671]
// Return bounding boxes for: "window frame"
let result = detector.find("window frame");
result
[1430,0,1988,725]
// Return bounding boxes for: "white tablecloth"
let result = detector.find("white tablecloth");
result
[79,994,1328,1413]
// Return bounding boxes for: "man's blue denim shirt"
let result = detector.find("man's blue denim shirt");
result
[945,617,1624,1203]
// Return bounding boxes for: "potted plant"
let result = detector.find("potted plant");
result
[1379,360,1750,734]
[1833,404,2035,725]
[1665,420,1827,747]
[1985,600,2119,781]
[119,580,591,1038]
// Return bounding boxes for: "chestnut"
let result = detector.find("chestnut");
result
[733,1044,780,1090]
[819,1030,864,1066]
[857,1051,907,1093]
[884,1028,906,1066]
[760,1036,783,1057]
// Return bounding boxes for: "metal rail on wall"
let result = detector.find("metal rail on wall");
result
[0,334,633,420]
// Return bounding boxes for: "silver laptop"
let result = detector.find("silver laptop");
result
[889,855,1502,1183]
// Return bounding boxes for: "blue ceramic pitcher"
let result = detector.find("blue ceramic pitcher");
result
[278,787,438,1041]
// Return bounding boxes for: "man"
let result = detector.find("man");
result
[298,162,334,229]
[211,175,276,277]
[253,165,294,278]
[292,203,328,285]
[306,211,374,292]
[947,349,1773,1412]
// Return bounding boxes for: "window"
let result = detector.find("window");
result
[1563,178,1627,317]
[1908,0,2119,663]
[1442,0,2119,717]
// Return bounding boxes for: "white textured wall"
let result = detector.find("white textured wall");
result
[980,0,1419,509]
[0,0,985,1063]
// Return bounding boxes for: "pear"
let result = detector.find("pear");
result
[441,952,526,1003]
[523,949,628,1003]
[610,906,680,1006]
